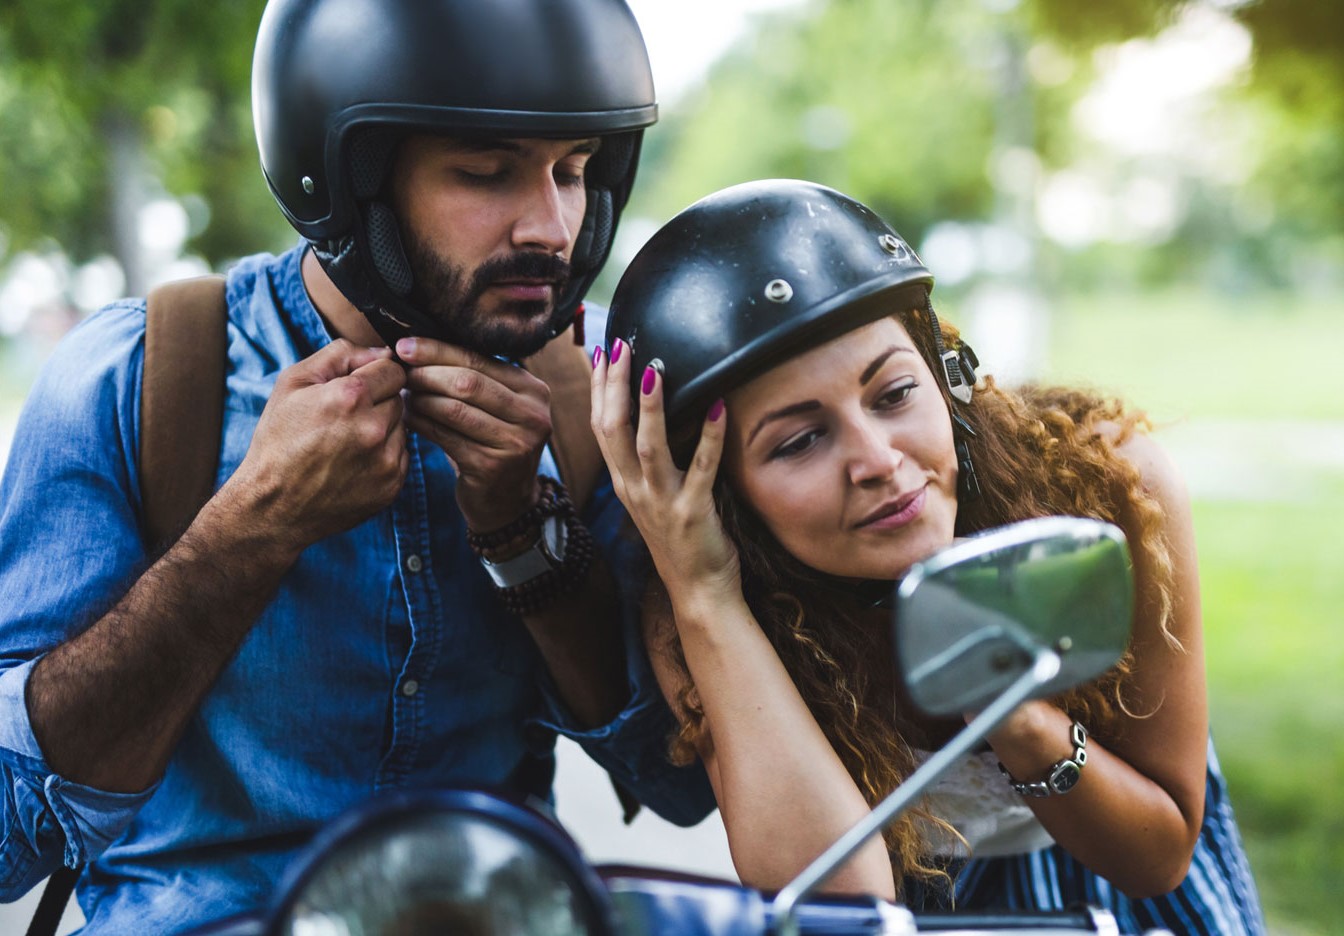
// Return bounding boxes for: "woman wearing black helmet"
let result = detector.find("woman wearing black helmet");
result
[590,180,1264,933]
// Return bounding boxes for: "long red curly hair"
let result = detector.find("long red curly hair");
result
[646,304,1176,893]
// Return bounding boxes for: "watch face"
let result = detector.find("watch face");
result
[1049,761,1081,794]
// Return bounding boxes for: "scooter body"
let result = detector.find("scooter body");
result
[185,518,1164,936]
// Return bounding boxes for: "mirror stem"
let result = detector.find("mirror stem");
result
[770,648,1064,936]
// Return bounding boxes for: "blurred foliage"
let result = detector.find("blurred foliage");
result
[631,0,1344,298]
[0,0,290,269]
[1039,287,1344,934]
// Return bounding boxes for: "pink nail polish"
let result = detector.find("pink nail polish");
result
[641,365,657,395]
[591,345,603,369]
[708,399,725,422]
[611,339,624,364]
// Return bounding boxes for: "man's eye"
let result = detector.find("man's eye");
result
[457,168,505,185]
[556,165,588,188]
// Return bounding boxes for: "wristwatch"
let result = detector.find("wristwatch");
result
[478,512,569,588]
[1000,721,1088,797]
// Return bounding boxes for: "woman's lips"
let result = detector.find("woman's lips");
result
[856,485,926,530]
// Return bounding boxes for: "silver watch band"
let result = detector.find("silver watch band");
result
[478,512,568,588]
[1001,721,1088,797]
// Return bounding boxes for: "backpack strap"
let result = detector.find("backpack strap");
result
[24,864,79,936]
[139,275,229,551]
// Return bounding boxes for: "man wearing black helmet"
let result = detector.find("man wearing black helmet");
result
[0,0,712,930]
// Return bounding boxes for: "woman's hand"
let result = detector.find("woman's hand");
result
[591,339,741,606]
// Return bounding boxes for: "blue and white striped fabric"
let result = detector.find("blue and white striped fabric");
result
[912,740,1266,935]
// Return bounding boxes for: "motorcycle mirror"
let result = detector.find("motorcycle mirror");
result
[266,789,615,936]
[893,516,1133,717]
[772,517,1134,935]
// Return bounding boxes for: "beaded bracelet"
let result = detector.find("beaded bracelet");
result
[466,476,571,553]
[466,476,597,616]
[493,518,596,616]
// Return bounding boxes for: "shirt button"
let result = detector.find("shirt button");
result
[405,554,423,573]
[401,679,420,697]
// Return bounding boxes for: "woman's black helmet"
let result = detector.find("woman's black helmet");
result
[252,0,657,347]
[606,179,936,465]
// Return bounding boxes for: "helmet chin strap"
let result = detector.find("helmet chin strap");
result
[925,297,983,503]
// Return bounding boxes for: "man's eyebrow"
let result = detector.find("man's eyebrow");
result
[746,400,822,447]
[450,139,525,155]
[447,138,601,157]
[859,346,915,386]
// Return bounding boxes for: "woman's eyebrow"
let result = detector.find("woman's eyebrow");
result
[859,345,915,386]
[746,400,821,447]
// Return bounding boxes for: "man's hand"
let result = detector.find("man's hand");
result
[226,339,409,553]
[396,336,551,532]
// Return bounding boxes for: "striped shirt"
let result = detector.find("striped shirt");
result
[909,740,1266,935]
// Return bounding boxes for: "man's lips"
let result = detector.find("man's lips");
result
[486,279,557,300]
[855,486,926,529]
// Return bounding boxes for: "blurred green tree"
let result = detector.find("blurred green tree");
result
[0,0,289,292]
[636,0,1344,284]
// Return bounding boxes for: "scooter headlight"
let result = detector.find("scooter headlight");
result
[271,789,614,936]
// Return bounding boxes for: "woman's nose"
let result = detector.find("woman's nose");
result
[845,419,903,485]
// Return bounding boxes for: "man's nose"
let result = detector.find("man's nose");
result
[511,176,575,255]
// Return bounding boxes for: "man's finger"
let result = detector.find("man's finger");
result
[299,339,392,384]
[396,336,534,393]
[402,365,541,423]
[346,357,408,404]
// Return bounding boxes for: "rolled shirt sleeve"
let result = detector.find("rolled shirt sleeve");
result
[0,302,160,898]
[0,661,158,897]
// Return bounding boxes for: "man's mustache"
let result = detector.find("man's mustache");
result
[468,252,572,300]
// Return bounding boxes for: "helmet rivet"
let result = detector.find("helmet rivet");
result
[764,279,793,303]
[301,176,316,195]
[879,233,906,257]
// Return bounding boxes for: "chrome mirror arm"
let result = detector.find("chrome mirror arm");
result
[770,648,1063,936]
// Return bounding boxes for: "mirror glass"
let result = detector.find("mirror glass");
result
[893,517,1133,717]
[281,811,600,936]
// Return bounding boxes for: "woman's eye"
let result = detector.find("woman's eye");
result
[877,381,916,409]
[770,429,822,460]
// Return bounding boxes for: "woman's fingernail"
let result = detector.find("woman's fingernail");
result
[708,398,725,422]
[396,338,416,358]
[592,345,603,369]
[611,338,624,364]
[641,365,657,395]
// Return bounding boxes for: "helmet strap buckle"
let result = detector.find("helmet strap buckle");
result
[951,411,982,502]
[941,350,974,404]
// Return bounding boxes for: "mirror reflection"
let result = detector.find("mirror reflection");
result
[894,517,1133,717]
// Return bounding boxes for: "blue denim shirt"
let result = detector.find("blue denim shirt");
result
[0,245,712,933]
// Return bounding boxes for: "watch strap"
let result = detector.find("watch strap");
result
[479,512,568,588]
[1000,720,1088,797]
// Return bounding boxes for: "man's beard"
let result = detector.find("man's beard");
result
[402,229,573,359]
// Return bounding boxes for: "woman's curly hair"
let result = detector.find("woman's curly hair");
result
[647,304,1177,895]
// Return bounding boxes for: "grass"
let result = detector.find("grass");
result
[1035,289,1344,934]
[1195,489,1344,935]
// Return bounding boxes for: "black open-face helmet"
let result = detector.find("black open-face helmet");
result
[252,0,657,349]
[607,179,950,467]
